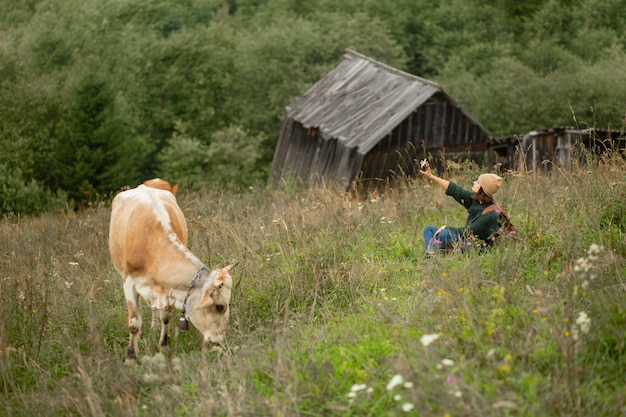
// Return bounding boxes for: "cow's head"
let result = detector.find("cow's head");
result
[143,178,179,195]
[188,264,236,346]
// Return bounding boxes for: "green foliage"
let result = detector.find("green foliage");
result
[158,124,265,190]
[157,132,210,191]
[1,0,626,210]
[51,74,149,203]
[0,164,66,217]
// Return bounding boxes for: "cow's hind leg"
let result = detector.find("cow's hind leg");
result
[123,279,142,363]
[158,306,172,350]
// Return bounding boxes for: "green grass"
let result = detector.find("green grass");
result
[1,155,625,416]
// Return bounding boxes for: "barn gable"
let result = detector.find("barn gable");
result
[268,49,493,189]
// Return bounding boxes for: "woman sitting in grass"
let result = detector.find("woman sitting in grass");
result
[419,161,504,255]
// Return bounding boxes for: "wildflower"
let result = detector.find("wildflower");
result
[171,357,182,373]
[393,394,402,401]
[348,212,353,217]
[576,311,591,334]
[69,262,79,266]
[142,373,160,384]
[350,384,367,392]
[420,333,439,347]
[401,403,415,412]
[574,257,592,273]
[441,359,455,366]
[446,374,456,385]
[497,363,511,374]
[386,374,404,391]
[587,243,603,258]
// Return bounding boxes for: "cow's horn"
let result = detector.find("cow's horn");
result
[223,261,240,272]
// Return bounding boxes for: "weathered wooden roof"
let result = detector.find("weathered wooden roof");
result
[285,49,489,155]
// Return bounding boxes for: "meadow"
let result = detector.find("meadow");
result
[1,155,624,416]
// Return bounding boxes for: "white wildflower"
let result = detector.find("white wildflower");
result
[393,394,402,401]
[576,311,591,334]
[587,243,603,257]
[171,357,182,373]
[573,257,592,273]
[402,403,415,412]
[420,333,439,347]
[403,381,414,389]
[386,374,404,391]
[350,384,367,392]
[441,358,455,366]
[142,373,160,384]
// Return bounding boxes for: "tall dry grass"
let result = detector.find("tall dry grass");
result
[0,153,624,416]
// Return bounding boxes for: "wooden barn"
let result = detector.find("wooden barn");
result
[268,49,493,190]
[488,127,625,173]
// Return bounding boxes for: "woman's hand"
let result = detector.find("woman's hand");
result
[418,161,449,190]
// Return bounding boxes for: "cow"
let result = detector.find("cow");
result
[109,182,235,362]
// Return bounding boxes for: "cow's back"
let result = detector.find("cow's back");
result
[109,185,188,276]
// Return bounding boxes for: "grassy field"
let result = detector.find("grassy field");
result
[1,155,624,416]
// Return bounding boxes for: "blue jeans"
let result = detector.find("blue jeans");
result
[423,226,463,253]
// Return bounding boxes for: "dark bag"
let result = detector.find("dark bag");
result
[481,205,518,242]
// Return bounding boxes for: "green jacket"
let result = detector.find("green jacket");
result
[445,181,501,244]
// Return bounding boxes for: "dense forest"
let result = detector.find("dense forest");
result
[1,0,625,214]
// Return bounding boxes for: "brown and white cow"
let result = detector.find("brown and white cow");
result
[109,182,235,361]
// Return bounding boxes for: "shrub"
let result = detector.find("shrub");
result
[0,164,66,217]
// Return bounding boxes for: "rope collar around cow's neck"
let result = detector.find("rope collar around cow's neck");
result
[180,265,208,331]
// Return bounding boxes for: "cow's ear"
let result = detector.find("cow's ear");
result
[172,184,179,195]
[195,288,214,310]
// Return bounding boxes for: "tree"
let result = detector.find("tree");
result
[52,75,149,204]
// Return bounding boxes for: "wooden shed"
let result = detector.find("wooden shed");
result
[268,49,493,190]
[488,127,625,173]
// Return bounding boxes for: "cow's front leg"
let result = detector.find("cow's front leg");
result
[150,310,160,331]
[159,306,172,350]
[123,279,142,363]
